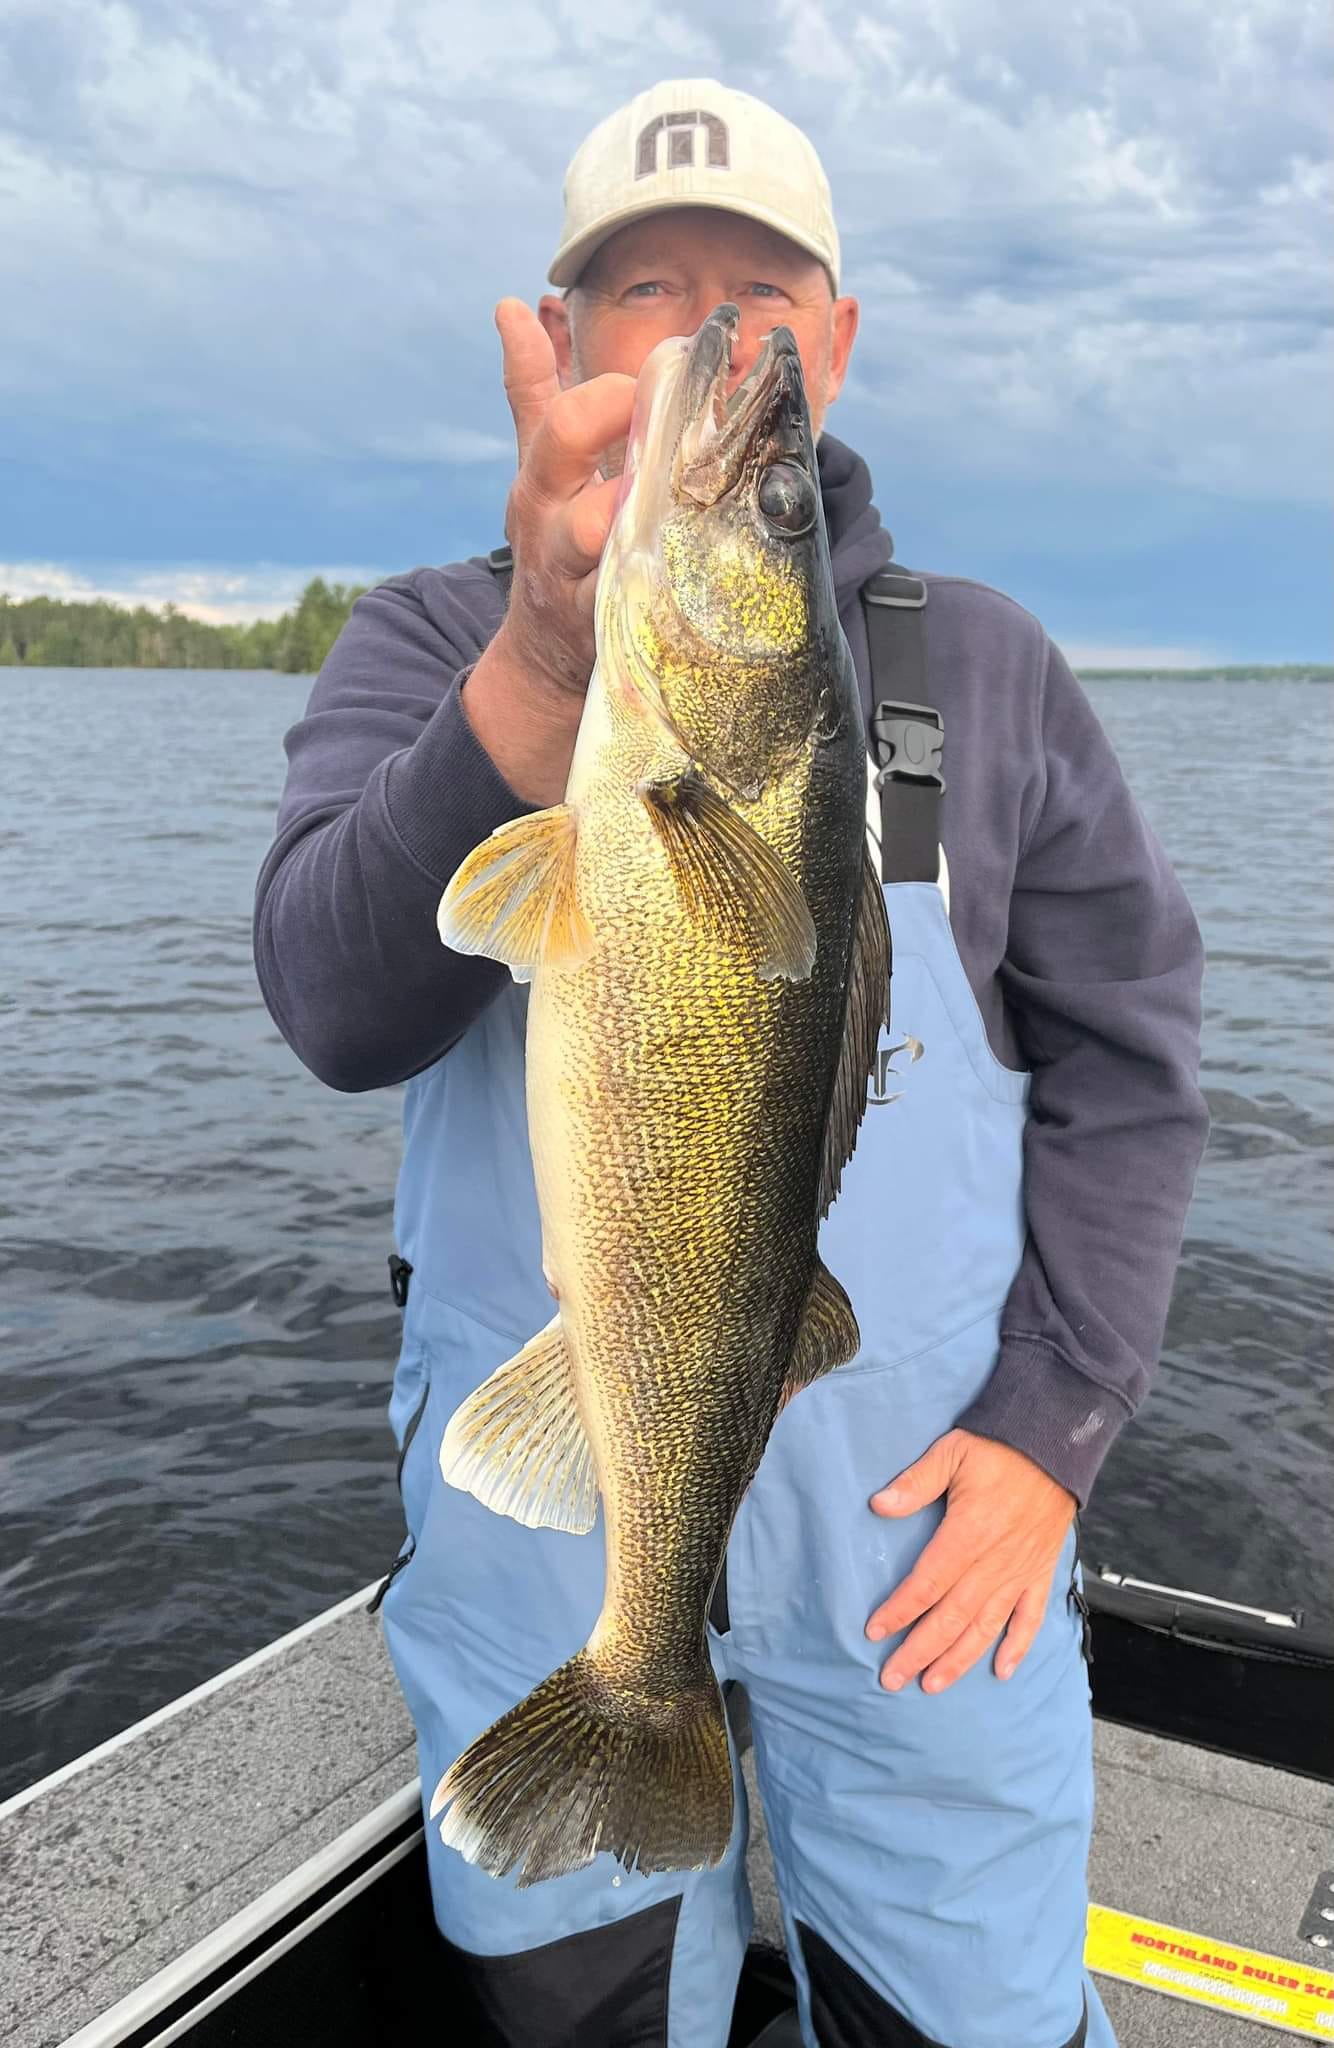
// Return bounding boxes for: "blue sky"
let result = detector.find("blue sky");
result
[1,0,1329,664]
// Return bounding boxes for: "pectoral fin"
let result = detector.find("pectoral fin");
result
[640,770,816,981]
[439,1316,598,1533]
[438,805,591,976]
[818,850,891,1216]
[780,1260,860,1407]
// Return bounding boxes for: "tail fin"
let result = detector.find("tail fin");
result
[430,1648,733,1888]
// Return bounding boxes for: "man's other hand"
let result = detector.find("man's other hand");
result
[864,1430,1077,1693]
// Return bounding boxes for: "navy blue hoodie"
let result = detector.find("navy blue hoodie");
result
[254,433,1207,1504]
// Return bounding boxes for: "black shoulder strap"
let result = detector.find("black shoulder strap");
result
[861,566,943,885]
[486,543,513,608]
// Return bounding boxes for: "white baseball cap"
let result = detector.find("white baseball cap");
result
[549,79,841,293]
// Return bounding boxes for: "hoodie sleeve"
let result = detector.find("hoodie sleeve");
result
[955,639,1209,1504]
[253,565,530,1092]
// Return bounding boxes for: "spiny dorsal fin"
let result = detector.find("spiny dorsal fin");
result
[438,805,592,976]
[640,769,816,982]
[439,1316,598,1534]
[818,849,891,1217]
[779,1259,860,1408]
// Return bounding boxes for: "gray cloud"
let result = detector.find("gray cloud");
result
[793,0,1332,504]
[0,0,1328,538]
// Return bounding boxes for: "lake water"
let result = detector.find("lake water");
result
[1,669,1330,1801]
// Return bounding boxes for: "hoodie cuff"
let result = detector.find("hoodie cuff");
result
[382,669,534,884]
[955,1335,1134,1507]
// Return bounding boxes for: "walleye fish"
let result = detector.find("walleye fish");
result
[432,303,890,1887]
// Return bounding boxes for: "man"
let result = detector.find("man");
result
[255,79,1206,2048]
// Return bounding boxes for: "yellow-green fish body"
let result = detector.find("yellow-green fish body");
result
[432,307,889,1886]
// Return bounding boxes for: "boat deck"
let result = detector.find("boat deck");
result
[3,1590,1330,2047]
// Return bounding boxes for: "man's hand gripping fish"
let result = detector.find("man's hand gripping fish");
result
[432,303,891,1887]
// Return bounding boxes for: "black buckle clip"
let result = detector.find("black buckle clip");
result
[387,1253,413,1309]
[871,700,945,793]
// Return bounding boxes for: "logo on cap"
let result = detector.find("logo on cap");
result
[635,109,729,178]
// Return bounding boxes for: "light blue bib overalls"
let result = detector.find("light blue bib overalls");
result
[379,566,1116,2048]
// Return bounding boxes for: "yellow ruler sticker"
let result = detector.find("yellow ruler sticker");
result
[1087,1904,1334,2037]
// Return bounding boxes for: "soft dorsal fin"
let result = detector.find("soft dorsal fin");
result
[640,769,816,982]
[818,850,891,1216]
[438,805,592,977]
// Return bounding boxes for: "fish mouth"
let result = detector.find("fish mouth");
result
[675,304,811,506]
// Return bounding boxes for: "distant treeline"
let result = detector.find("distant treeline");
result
[1,582,1328,683]
[1079,664,1331,681]
[0,578,369,673]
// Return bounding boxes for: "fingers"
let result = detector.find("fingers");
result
[865,1518,975,1642]
[496,296,636,498]
[871,1564,1056,1695]
[558,473,621,579]
[903,1591,1017,1693]
[524,374,637,510]
[870,1430,963,1517]
[996,1582,1048,1680]
[490,297,635,705]
[870,1546,991,1688]
[496,299,560,469]
[512,474,619,647]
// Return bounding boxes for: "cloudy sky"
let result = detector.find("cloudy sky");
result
[2,0,1329,663]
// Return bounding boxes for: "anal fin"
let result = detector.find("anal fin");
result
[439,1315,598,1533]
[780,1260,860,1408]
[438,804,592,977]
[640,770,816,982]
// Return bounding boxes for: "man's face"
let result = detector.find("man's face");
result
[539,207,858,474]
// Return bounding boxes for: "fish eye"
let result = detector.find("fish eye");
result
[757,462,817,537]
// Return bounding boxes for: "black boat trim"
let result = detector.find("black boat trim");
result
[1082,1572,1334,1783]
[1085,1570,1334,1667]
